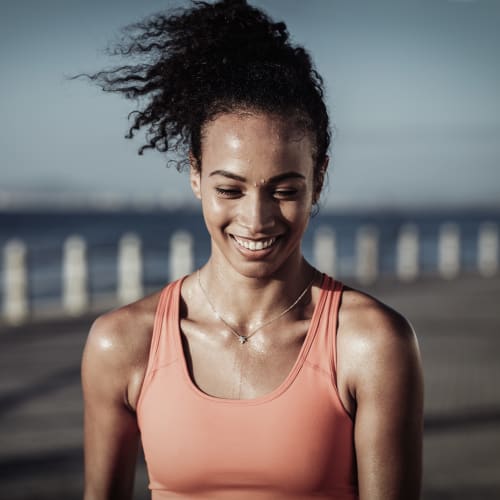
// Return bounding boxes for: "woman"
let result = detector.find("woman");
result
[81,1,423,499]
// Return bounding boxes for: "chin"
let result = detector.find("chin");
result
[228,249,302,281]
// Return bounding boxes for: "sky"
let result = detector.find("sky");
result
[1,0,499,210]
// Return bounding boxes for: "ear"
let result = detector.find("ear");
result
[313,155,329,204]
[189,153,202,200]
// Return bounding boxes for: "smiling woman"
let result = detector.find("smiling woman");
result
[80,1,423,499]
[190,113,317,280]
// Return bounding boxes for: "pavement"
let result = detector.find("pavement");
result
[0,275,499,500]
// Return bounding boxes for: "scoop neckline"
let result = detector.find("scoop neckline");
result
[174,273,329,405]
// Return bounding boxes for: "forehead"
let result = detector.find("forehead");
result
[201,112,315,164]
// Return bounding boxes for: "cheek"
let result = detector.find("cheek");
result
[281,199,312,227]
[201,194,231,225]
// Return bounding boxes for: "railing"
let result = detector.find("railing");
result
[1,222,498,325]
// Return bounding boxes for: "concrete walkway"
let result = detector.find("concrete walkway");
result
[1,276,499,499]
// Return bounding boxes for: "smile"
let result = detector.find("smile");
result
[232,235,278,251]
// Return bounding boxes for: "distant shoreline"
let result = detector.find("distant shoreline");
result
[1,195,500,216]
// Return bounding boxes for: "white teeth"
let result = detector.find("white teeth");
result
[233,236,277,251]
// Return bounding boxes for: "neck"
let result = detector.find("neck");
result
[198,257,317,330]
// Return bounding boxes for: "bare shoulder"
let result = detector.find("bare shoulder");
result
[82,290,163,410]
[338,286,422,399]
[84,291,161,365]
[340,286,417,344]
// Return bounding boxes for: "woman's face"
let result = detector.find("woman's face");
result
[190,111,318,279]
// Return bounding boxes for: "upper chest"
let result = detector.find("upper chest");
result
[179,316,311,400]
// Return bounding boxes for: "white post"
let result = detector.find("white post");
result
[438,223,460,279]
[356,225,378,285]
[169,231,194,281]
[63,235,88,315]
[118,233,143,304]
[478,222,498,277]
[3,239,29,324]
[396,224,419,281]
[313,226,336,276]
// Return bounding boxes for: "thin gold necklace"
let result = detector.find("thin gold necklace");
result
[197,269,316,345]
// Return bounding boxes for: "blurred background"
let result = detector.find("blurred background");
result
[1,0,499,498]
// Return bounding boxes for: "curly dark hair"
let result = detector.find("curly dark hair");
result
[83,0,331,200]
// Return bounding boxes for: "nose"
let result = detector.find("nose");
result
[239,190,276,234]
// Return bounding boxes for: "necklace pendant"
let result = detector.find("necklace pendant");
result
[238,335,248,344]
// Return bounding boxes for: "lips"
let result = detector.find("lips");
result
[232,235,278,251]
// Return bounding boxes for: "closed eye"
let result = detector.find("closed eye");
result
[273,189,298,199]
[215,187,241,198]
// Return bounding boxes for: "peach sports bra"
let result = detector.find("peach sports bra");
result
[137,275,358,499]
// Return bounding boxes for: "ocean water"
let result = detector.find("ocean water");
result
[1,208,499,307]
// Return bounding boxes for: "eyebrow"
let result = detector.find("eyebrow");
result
[208,170,306,183]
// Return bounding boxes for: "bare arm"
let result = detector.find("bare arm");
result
[345,299,423,500]
[81,314,141,500]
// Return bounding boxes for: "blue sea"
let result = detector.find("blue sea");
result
[1,208,499,308]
